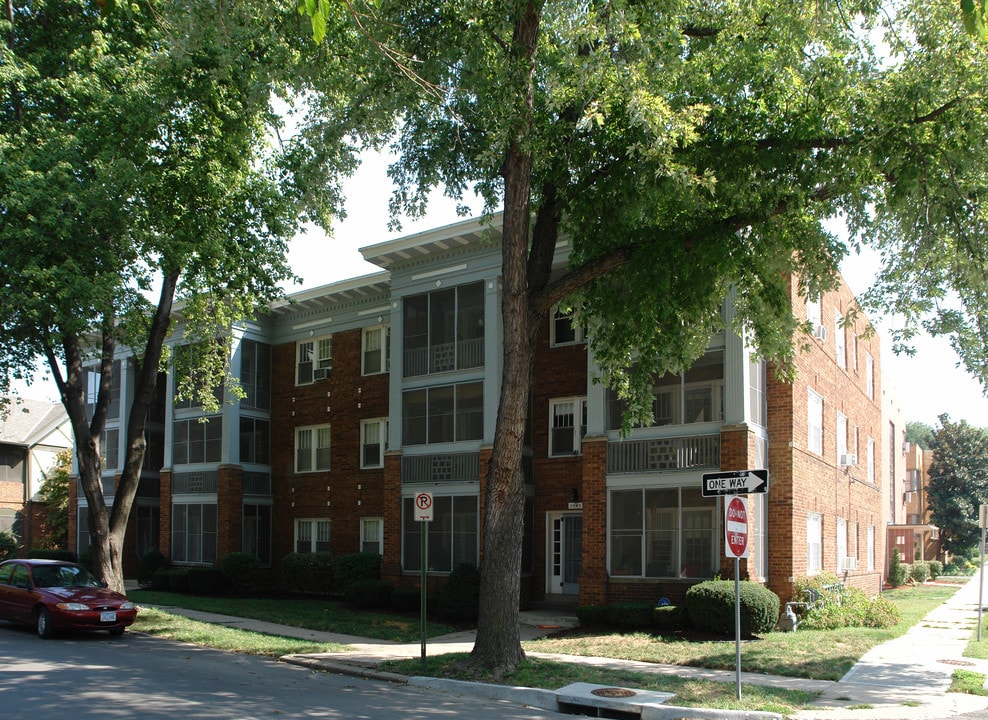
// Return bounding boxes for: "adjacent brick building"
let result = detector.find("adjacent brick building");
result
[68,214,897,605]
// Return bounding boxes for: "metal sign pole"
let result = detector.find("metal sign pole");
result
[735,556,742,700]
[980,506,986,642]
[421,520,428,663]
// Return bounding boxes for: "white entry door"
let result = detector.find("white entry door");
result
[547,512,583,596]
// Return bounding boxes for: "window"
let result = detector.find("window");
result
[835,315,846,369]
[173,416,223,465]
[83,360,121,421]
[362,325,391,375]
[295,518,331,553]
[606,350,725,429]
[403,281,484,377]
[806,294,821,329]
[837,517,848,568]
[295,425,331,472]
[851,330,859,371]
[243,503,271,564]
[865,352,874,398]
[172,503,218,564]
[402,494,478,571]
[360,418,388,469]
[807,389,823,455]
[551,308,586,346]
[867,437,875,483]
[360,517,383,555]
[807,512,822,575]
[239,417,270,465]
[240,340,271,410]
[0,508,16,534]
[749,359,766,427]
[402,381,483,445]
[867,525,875,571]
[609,487,717,579]
[550,398,587,456]
[836,412,848,465]
[0,447,24,484]
[297,336,333,385]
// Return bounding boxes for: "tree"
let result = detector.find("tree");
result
[299,0,988,675]
[0,1,341,592]
[927,414,988,554]
[906,422,935,451]
[36,449,72,550]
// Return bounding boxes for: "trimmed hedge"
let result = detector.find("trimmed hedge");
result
[653,604,689,631]
[343,579,394,609]
[435,563,481,621]
[219,552,261,592]
[576,605,609,627]
[165,568,190,594]
[334,552,382,594]
[606,602,655,631]
[685,579,780,637]
[280,552,335,595]
[187,566,223,595]
[138,549,169,586]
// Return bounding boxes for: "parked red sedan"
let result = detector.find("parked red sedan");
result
[0,559,137,638]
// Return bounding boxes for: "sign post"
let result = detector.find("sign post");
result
[980,505,986,642]
[415,492,434,664]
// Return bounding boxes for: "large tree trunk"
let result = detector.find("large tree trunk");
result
[466,0,542,679]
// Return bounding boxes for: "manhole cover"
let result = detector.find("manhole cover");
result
[591,687,637,698]
[939,658,976,667]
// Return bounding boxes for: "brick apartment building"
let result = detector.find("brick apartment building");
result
[68,214,894,605]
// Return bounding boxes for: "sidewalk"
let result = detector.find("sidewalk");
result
[138,575,988,720]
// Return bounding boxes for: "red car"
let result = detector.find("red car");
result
[0,559,138,638]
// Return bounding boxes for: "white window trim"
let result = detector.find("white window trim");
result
[867,437,875,483]
[549,397,587,456]
[362,325,391,376]
[835,315,846,369]
[360,517,384,555]
[807,512,822,576]
[295,518,331,553]
[807,388,823,455]
[550,308,586,346]
[836,412,848,465]
[865,352,874,399]
[297,335,333,385]
[806,294,822,330]
[295,424,331,473]
[360,418,388,469]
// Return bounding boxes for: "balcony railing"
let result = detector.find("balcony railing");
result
[172,470,218,494]
[243,471,272,496]
[607,434,721,474]
[404,338,485,377]
[402,452,480,483]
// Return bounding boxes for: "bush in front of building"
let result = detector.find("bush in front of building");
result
[0,530,16,561]
[138,549,169,587]
[685,579,780,637]
[343,579,394,609]
[219,552,261,593]
[928,560,943,580]
[605,602,656,631]
[187,566,223,595]
[653,604,689,632]
[889,547,908,587]
[435,563,481,622]
[280,552,335,595]
[334,552,382,594]
[575,605,609,627]
[911,561,930,583]
[799,586,901,629]
[166,568,190,593]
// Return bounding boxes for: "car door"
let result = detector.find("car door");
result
[0,563,35,624]
[0,562,21,621]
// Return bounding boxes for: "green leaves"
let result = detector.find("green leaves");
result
[961,0,988,40]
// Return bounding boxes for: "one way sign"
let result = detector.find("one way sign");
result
[702,469,769,497]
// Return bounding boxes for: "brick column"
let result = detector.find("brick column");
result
[380,450,403,585]
[579,434,608,606]
[217,465,243,560]
[159,469,172,561]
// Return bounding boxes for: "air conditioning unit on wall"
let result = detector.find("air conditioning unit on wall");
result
[839,453,857,467]
[840,556,858,571]
[813,324,828,341]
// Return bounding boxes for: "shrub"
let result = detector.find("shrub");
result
[576,605,609,627]
[799,586,902,630]
[334,552,382,594]
[280,552,335,595]
[889,547,908,587]
[435,563,481,622]
[138,549,169,587]
[928,560,943,580]
[391,587,422,613]
[166,568,190,594]
[606,602,655,631]
[911,561,929,583]
[343,579,394,609]
[151,569,172,591]
[220,552,261,593]
[0,530,18,561]
[26,548,77,561]
[685,579,780,637]
[863,593,902,628]
[187,566,223,595]
[653,604,688,632]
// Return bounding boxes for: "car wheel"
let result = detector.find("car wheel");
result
[108,626,125,637]
[36,608,55,639]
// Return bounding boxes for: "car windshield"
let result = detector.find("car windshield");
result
[31,565,103,589]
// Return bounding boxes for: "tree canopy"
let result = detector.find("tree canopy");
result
[296,0,988,674]
[927,414,988,554]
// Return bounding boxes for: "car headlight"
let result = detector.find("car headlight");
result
[119,601,135,610]
[56,602,90,611]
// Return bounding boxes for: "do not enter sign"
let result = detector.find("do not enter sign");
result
[725,496,749,559]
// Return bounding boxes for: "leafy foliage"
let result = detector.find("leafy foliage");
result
[927,415,988,553]
[36,449,72,550]
[0,530,18,560]
[685,579,780,637]
[889,547,908,587]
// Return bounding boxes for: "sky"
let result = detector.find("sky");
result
[11,150,988,429]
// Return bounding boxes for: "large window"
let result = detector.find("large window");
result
[0,447,24,484]
[835,315,846,369]
[867,437,875,483]
[806,294,822,329]
[836,412,848,465]
[361,418,388,469]
[243,503,271,564]
[550,398,587,456]
[295,518,331,553]
[609,487,716,579]
[240,417,270,465]
[172,503,218,564]
[173,416,223,465]
[361,517,383,555]
[865,352,874,398]
[83,360,121,421]
[807,512,822,575]
[402,381,483,445]
[837,517,848,568]
[807,389,823,455]
[867,525,875,571]
[402,495,478,571]
[606,350,724,429]
[295,425,331,472]
[403,281,484,377]
[551,308,586,346]
[297,336,333,385]
[101,428,120,471]
[240,340,271,410]
[363,325,391,375]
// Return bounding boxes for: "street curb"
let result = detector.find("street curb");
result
[280,655,782,720]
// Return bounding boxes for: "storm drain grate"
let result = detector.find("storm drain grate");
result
[938,658,976,666]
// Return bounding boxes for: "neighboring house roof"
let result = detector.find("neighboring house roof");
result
[0,397,69,449]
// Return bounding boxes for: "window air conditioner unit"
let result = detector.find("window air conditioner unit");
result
[813,324,827,341]
[903,441,911,454]
[839,453,857,467]
[313,368,331,380]
[840,556,857,571]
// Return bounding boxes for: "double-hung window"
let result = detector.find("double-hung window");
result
[807,389,823,455]
[360,418,388,469]
[807,513,822,575]
[551,308,586,346]
[295,424,331,472]
[240,340,271,410]
[549,398,587,456]
[362,325,391,375]
[297,336,333,384]
[295,519,331,553]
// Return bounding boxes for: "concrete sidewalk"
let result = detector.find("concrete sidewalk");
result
[136,575,988,720]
